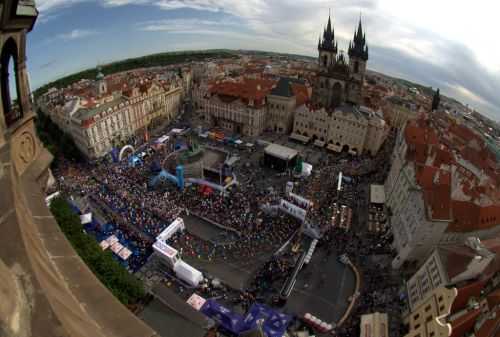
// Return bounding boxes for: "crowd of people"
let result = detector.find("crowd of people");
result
[54,127,406,337]
[55,140,302,272]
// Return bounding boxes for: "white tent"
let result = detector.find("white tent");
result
[80,213,92,225]
[174,260,203,287]
[156,135,170,144]
[99,240,110,250]
[302,162,313,177]
[156,218,185,242]
[264,143,298,161]
[186,293,207,311]
[110,242,124,255]
[105,235,119,246]
[153,241,179,268]
[118,247,132,260]
[171,128,184,134]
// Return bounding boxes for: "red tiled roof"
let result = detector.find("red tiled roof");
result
[486,288,500,307]
[416,165,439,189]
[450,307,482,337]
[437,245,478,280]
[451,278,487,312]
[209,78,276,107]
[415,163,452,220]
[475,308,500,337]
[482,237,500,254]
[483,238,500,278]
[423,184,451,220]
[449,201,500,232]
[431,145,454,167]
[291,83,310,106]
[449,123,482,144]
[139,81,153,94]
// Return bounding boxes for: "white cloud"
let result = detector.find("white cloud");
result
[32,0,500,119]
[447,84,491,108]
[137,18,238,32]
[36,0,86,12]
[57,29,97,41]
[102,0,150,6]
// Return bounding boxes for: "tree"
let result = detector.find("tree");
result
[432,88,440,111]
[49,197,146,305]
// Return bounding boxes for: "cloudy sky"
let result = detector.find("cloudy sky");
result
[30,0,500,120]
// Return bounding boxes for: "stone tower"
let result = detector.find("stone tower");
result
[347,17,369,105]
[96,66,107,96]
[317,11,338,71]
[313,11,352,109]
[0,2,157,336]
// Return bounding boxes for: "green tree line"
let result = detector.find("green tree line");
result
[34,108,83,165]
[49,197,145,305]
[34,49,235,99]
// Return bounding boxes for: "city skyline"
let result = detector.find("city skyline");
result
[2,2,500,337]
[31,0,500,121]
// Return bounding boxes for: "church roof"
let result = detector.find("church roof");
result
[348,17,369,61]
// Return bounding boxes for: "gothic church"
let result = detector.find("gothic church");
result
[312,13,369,109]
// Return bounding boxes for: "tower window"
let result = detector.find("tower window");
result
[1,38,23,127]
[323,55,328,67]
[354,61,359,73]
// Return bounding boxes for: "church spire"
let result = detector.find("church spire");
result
[357,13,363,39]
[326,9,332,35]
[319,10,337,53]
[348,14,368,61]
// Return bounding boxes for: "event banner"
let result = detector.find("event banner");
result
[279,199,307,221]
[289,192,313,209]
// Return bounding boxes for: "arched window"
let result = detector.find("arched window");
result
[1,38,23,127]
[322,55,328,67]
[354,61,359,73]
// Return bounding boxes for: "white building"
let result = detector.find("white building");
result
[385,116,500,269]
[406,238,495,311]
[40,69,184,158]
[291,104,389,155]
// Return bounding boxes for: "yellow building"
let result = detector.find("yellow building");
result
[360,312,388,337]
[403,286,457,337]
[291,104,389,156]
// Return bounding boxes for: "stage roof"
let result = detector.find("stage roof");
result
[264,143,298,161]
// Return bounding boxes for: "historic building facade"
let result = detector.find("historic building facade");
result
[204,78,275,136]
[312,14,368,109]
[266,77,309,134]
[291,13,388,156]
[39,69,184,158]
[204,77,310,137]
[385,115,500,269]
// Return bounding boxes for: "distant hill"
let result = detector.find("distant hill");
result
[237,49,316,61]
[35,48,467,111]
[367,69,465,107]
[367,70,436,96]
[33,49,237,98]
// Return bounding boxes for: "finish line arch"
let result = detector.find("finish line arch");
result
[119,145,135,161]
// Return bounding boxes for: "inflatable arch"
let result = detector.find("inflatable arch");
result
[149,166,185,190]
[118,145,135,161]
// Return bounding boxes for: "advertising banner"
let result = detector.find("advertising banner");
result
[279,199,307,221]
